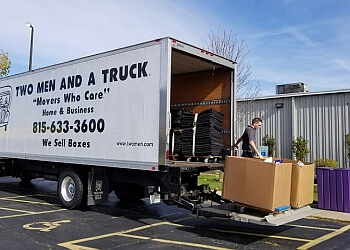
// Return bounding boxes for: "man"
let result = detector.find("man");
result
[234,118,263,158]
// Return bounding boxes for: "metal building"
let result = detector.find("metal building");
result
[235,89,350,168]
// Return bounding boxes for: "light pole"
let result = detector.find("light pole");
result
[26,22,34,71]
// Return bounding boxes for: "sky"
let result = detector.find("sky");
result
[1,0,350,96]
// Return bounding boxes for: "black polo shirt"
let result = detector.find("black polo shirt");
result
[242,125,255,151]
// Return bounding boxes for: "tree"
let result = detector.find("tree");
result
[202,30,260,100]
[0,50,11,77]
[292,136,310,162]
[262,135,276,157]
[202,30,261,126]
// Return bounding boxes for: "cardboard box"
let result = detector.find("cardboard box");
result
[222,156,292,212]
[282,159,315,208]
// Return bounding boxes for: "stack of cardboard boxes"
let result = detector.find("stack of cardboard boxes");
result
[222,156,315,212]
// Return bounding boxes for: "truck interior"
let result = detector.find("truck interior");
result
[170,49,233,159]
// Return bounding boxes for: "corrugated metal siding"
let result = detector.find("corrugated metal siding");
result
[236,91,350,168]
[294,93,350,167]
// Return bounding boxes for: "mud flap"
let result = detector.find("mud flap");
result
[87,168,109,206]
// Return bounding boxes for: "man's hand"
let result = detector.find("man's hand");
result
[254,152,263,159]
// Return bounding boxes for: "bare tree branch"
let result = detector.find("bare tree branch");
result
[202,29,260,100]
[202,30,261,127]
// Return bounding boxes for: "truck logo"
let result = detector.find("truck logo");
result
[0,86,12,131]
[95,180,103,192]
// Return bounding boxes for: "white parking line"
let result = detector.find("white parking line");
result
[287,224,337,231]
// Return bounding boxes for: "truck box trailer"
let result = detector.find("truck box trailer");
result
[0,37,315,226]
[0,37,236,207]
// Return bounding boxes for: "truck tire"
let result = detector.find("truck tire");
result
[114,183,144,202]
[20,175,33,183]
[58,169,84,209]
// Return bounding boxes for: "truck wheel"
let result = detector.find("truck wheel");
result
[114,183,144,202]
[20,175,33,183]
[58,169,84,209]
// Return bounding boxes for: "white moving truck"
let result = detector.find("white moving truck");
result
[0,37,236,209]
[0,38,315,225]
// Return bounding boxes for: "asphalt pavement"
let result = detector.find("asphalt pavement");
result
[2,176,350,249]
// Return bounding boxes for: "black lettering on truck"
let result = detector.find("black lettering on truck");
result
[102,61,148,83]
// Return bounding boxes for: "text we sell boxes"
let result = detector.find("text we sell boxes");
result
[222,156,292,212]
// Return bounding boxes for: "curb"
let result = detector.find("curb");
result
[308,209,350,223]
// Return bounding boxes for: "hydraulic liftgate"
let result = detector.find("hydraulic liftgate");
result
[196,203,319,226]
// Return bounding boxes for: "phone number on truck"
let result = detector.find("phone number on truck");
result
[32,119,105,134]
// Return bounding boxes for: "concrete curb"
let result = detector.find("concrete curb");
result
[309,209,350,223]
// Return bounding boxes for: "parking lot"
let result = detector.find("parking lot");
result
[1,176,350,249]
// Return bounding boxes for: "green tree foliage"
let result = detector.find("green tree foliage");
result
[262,135,275,157]
[292,136,310,162]
[314,158,338,168]
[0,50,11,77]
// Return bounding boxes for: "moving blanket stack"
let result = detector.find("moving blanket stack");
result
[170,108,224,157]
[171,108,195,129]
[171,108,195,156]
[195,109,224,156]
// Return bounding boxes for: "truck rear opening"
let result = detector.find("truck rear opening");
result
[170,42,234,161]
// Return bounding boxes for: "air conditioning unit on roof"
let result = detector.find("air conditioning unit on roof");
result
[276,82,308,95]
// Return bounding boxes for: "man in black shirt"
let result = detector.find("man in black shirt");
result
[234,118,263,158]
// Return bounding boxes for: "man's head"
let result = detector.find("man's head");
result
[251,117,262,130]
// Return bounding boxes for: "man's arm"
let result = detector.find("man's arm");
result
[234,137,242,148]
[249,140,262,158]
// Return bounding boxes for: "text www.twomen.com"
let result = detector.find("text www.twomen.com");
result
[116,142,154,147]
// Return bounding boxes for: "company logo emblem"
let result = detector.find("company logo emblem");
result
[0,86,12,131]
[95,180,103,192]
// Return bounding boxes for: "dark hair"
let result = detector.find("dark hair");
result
[252,117,262,124]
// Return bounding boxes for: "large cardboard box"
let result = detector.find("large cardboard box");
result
[282,159,315,208]
[222,156,292,212]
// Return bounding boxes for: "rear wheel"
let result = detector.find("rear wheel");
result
[58,169,85,209]
[19,175,33,183]
[114,183,144,202]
